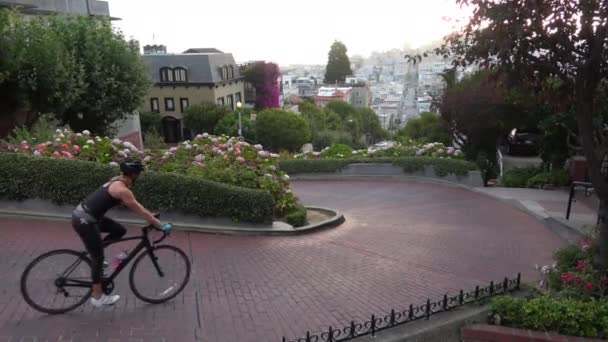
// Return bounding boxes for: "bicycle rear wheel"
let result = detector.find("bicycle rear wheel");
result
[20,249,93,314]
[129,245,191,304]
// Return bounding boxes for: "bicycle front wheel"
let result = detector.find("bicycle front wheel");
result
[129,245,191,304]
[20,249,93,314]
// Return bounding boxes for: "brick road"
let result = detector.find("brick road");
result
[0,180,564,342]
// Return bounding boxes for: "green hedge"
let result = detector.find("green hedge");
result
[285,204,307,227]
[0,153,274,223]
[279,157,477,177]
[491,295,608,338]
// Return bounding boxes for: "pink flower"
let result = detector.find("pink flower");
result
[223,155,229,160]
[21,140,28,145]
[235,150,242,156]
[237,157,245,163]
[62,144,69,150]
[73,145,80,151]
[584,283,594,290]
[561,273,574,282]
[52,151,61,157]
[575,277,582,283]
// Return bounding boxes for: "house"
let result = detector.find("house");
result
[314,87,353,107]
[140,48,245,143]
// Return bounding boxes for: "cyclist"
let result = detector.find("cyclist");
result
[71,159,171,307]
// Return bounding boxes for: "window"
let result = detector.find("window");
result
[160,67,174,82]
[227,66,234,79]
[226,95,234,110]
[174,67,187,82]
[235,92,242,104]
[216,97,225,106]
[220,67,228,80]
[165,97,175,111]
[150,98,159,112]
[180,98,189,112]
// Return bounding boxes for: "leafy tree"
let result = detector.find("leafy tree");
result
[214,109,256,141]
[395,112,451,145]
[48,16,149,135]
[255,109,311,152]
[183,103,229,135]
[358,107,388,143]
[414,0,608,267]
[139,111,162,135]
[324,41,353,84]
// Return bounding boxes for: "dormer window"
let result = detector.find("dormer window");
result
[160,67,173,82]
[174,67,188,82]
[221,66,228,80]
[228,66,234,79]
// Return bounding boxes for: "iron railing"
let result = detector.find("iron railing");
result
[282,273,521,342]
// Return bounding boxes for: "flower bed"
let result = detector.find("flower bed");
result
[292,142,465,160]
[490,241,608,339]
[2,129,300,223]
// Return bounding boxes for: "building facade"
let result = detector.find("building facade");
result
[314,87,353,107]
[0,0,115,18]
[140,49,245,143]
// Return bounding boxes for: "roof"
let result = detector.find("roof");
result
[316,87,352,97]
[143,53,242,84]
[183,48,224,54]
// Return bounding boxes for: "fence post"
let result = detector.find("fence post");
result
[425,299,431,320]
[371,314,377,337]
[390,309,396,326]
[327,326,334,342]
[408,304,414,321]
[459,289,464,305]
[305,331,311,342]
[490,281,494,296]
[349,320,356,338]
[474,285,479,300]
[516,273,521,290]
[503,277,509,292]
[443,294,448,311]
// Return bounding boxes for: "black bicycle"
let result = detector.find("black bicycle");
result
[20,219,191,314]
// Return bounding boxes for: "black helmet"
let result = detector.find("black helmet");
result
[120,159,145,175]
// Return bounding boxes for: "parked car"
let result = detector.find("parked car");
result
[506,128,541,155]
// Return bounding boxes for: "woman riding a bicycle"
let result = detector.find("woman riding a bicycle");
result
[72,159,171,307]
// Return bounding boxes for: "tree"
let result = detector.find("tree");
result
[214,109,256,141]
[47,16,149,135]
[0,10,81,136]
[139,111,162,135]
[414,0,608,267]
[255,109,311,152]
[183,103,228,135]
[324,41,353,84]
[243,61,281,109]
[358,107,388,144]
[396,112,451,145]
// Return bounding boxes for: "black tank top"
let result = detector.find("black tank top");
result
[81,179,123,219]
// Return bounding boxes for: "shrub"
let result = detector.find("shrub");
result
[285,204,307,227]
[319,144,353,158]
[255,109,311,152]
[183,103,229,135]
[143,130,165,150]
[213,109,256,141]
[7,114,61,146]
[527,169,570,188]
[500,166,541,187]
[0,152,274,223]
[491,295,608,338]
[139,111,162,135]
[312,130,352,150]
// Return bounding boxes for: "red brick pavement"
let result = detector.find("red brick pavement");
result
[0,180,564,342]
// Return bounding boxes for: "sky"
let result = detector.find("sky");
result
[110,0,470,66]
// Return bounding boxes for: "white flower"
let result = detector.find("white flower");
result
[353,151,359,154]
[83,145,90,149]
[76,133,83,137]
[112,138,121,145]
[270,153,279,158]
[269,165,277,171]
[193,144,198,148]
[258,151,269,158]
[194,154,205,162]
[117,151,127,158]
[283,174,290,181]
[202,133,209,138]
[211,138,219,143]
[122,149,131,155]
[109,161,119,167]
[95,137,102,142]
[227,147,234,152]
[33,150,41,156]
[56,129,62,133]
[58,134,65,139]
[312,152,320,156]
[264,174,272,177]
[82,130,91,136]
[286,189,292,194]
[196,134,203,139]
[185,144,193,150]
[254,144,263,150]
[169,147,178,152]
[143,156,151,162]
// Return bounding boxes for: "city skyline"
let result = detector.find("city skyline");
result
[110,0,470,65]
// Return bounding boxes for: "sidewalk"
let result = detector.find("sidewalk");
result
[474,187,598,242]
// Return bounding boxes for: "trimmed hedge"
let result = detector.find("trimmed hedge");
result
[279,157,478,177]
[285,204,307,227]
[0,153,274,223]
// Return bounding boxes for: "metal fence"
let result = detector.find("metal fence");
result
[282,273,521,342]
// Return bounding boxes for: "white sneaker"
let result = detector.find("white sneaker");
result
[90,294,120,307]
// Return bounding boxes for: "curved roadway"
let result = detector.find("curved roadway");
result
[0,179,563,341]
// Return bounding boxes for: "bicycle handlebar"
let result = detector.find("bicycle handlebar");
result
[144,213,172,244]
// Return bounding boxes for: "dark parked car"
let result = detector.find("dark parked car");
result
[506,128,541,155]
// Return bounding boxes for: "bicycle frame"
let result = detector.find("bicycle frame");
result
[61,225,168,289]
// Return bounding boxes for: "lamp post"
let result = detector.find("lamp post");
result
[236,101,243,140]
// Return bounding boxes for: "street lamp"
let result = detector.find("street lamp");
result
[236,101,243,140]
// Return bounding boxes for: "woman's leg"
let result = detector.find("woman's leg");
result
[72,215,104,298]
[98,217,127,242]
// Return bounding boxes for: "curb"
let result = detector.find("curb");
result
[0,205,345,237]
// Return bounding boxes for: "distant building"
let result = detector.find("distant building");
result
[143,44,168,55]
[314,87,353,107]
[140,48,245,143]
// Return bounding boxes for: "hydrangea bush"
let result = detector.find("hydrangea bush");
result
[3,129,297,217]
[290,142,464,160]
